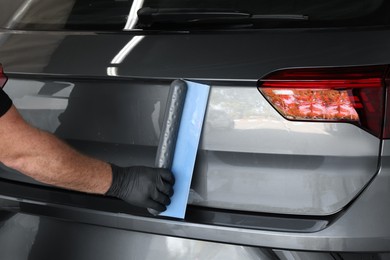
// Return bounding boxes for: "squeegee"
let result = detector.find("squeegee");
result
[148,79,210,219]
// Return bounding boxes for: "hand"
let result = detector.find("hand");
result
[106,164,175,212]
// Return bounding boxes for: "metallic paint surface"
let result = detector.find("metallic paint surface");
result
[1,77,379,215]
[0,26,389,253]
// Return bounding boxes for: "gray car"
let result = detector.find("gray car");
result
[0,0,390,259]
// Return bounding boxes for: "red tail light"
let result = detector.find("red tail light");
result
[0,64,7,88]
[384,78,390,139]
[257,65,389,139]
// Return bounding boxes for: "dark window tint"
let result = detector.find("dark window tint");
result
[144,0,385,20]
[1,0,389,30]
[0,0,133,30]
[141,0,390,29]
[66,0,133,30]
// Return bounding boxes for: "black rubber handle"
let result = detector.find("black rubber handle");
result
[148,80,188,216]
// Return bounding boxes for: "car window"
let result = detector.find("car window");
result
[0,0,133,30]
[143,0,383,20]
[0,0,389,30]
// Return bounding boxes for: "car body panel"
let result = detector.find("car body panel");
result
[1,74,380,215]
[0,137,390,252]
[1,29,390,78]
[1,21,390,253]
[0,211,368,260]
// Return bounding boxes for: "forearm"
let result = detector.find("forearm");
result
[10,130,111,194]
[0,106,175,212]
[0,106,112,194]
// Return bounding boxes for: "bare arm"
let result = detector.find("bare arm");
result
[0,105,112,194]
[0,105,174,212]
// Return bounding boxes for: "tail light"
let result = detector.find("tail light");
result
[257,65,390,139]
[0,64,7,88]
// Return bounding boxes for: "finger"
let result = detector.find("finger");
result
[157,180,174,197]
[152,188,171,206]
[146,199,166,213]
[164,185,174,197]
[158,169,175,185]
[156,175,174,196]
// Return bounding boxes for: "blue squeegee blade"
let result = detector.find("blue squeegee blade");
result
[160,80,210,218]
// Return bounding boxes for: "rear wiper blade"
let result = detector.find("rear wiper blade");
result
[137,7,308,28]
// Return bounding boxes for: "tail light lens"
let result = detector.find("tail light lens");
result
[258,65,389,138]
[0,64,7,88]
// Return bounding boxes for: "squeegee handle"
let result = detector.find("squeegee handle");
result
[148,80,188,216]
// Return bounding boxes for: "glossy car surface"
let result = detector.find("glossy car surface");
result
[1,0,390,259]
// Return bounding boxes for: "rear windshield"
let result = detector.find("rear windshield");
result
[1,0,389,31]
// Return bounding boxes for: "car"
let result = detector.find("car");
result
[0,0,390,259]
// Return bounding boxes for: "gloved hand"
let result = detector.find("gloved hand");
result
[106,164,175,212]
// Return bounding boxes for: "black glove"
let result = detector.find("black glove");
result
[106,164,175,212]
